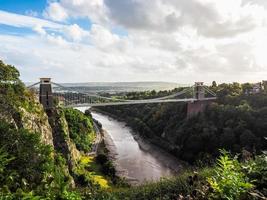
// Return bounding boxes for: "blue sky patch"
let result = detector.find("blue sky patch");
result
[112,26,128,37]
[0,24,35,36]
[0,0,47,15]
[68,17,92,31]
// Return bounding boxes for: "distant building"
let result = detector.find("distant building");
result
[244,81,266,95]
[252,82,262,94]
[262,80,267,91]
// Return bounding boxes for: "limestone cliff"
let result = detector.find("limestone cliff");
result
[47,108,81,171]
[0,92,54,147]
[1,85,81,184]
[18,103,54,146]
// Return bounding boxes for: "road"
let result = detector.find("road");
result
[67,97,217,108]
[88,120,102,155]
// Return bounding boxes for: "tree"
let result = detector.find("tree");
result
[212,81,217,87]
[0,60,20,82]
[242,83,253,94]
[0,121,54,192]
[220,128,235,150]
[240,130,257,149]
[0,61,24,119]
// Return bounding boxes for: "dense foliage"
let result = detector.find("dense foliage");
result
[0,60,20,82]
[64,108,95,152]
[0,60,80,199]
[207,150,253,200]
[0,121,77,199]
[97,83,267,164]
[86,152,267,200]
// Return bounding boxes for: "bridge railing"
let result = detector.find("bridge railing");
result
[27,81,217,107]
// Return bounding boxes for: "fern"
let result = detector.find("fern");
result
[208,150,254,200]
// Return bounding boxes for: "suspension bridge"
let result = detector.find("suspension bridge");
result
[28,78,217,116]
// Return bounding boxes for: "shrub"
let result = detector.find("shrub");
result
[244,153,267,197]
[96,154,108,165]
[102,161,116,178]
[207,150,254,200]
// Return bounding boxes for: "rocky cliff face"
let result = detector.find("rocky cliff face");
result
[47,108,80,171]
[0,94,54,147]
[1,87,81,186]
[19,105,54,147]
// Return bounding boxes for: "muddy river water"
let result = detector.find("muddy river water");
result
[76,107,182,184]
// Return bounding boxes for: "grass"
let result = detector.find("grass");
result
[77,155,110,189]
[85,167,214,200]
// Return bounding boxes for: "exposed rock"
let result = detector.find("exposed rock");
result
[0,95,54,147]
[47,108,80,171]
[19,106,54,146]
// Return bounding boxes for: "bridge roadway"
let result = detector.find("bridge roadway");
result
[66,97,217,108]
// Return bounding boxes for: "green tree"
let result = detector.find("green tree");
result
[0,60,20,82]
[240,130,257,149]
[220,128,235,150]
[242,83,253,94]
[212,81,217,87]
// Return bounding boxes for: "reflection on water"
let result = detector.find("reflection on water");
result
[76,107,178,183]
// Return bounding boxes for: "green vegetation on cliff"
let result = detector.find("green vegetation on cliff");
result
[64,108,95,153]
[0,60,97,198]
[0,120,77,199]
[0,60,266,199]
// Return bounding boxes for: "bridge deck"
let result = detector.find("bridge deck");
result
[66,97,217,108]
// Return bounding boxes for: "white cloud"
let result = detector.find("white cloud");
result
[1,0,267,83]
[90,24,120,48]
[44,0,108,24]
[0,10,63,29]
[33,25,46,35]
[105,0,267,38]
[64,24,89,42]
[0,10,90,42]
[43,2,68,22]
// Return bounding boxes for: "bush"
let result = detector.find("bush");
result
[208,150,254,200]
[96,154,108,165]
[245,153,267,196]
[0,121,76,199]
[102,161,116,178]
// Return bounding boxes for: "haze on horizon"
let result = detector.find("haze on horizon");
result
[0,0,267,84]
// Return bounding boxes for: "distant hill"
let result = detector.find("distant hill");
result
[25,81,190,93]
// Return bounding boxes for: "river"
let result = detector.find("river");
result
[76,107,182,184]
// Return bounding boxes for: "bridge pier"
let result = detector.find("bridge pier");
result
[187,82,213,117]
[187,100,210,117]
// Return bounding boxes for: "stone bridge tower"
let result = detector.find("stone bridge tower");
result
[187,82,211,117]
[39,78,53,109]
[194,82,205,100]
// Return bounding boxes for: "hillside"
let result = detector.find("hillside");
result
[0,60,109,198]
[0,60,266,199]
[97,85,267,164]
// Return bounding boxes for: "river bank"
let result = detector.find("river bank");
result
[91,109,186,185]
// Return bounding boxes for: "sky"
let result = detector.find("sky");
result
[0,0,267,83]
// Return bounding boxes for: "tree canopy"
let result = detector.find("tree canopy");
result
[0,60,20,82]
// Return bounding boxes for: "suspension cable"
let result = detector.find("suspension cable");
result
[27,81,40,88]
[203,86,217,96]
[51,82,195,102]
